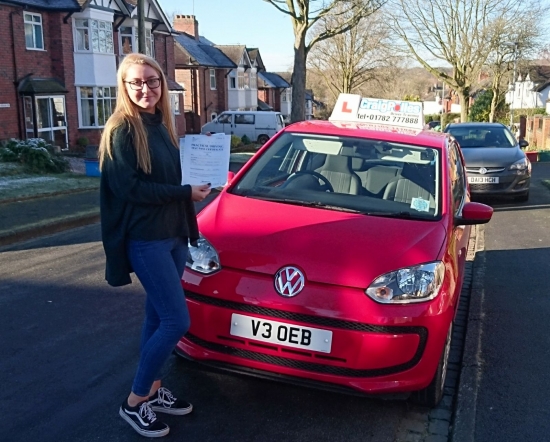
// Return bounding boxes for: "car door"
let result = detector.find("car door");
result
[216,113,233,135]
[234,113,255,141]
[449,141,471,302]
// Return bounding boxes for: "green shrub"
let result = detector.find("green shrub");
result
[0,138,69,173]
[77,136,89,147]
[241,134,251,145]
[230,135,242,149]
[0,147,18,162]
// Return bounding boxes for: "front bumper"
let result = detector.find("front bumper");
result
[178,269,455,395]
[468,171,530,196]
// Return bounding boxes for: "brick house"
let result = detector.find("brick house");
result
[217,45,258,112]
[172,15,236,133]
[0,0,184,151]
[257,71,291,116]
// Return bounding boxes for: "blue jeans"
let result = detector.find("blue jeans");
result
[127,237,190,397]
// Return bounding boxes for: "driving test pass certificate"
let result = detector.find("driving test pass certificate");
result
[180,133,230,188]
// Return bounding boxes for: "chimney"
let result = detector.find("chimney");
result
[173,15,199,41]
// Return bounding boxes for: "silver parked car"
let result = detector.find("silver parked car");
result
[444,122,531,202]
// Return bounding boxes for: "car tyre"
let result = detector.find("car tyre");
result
[257,135,269,145]
[410,322,452,408]
[514,191,529,202]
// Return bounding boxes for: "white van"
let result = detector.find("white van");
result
[201,111,284,144]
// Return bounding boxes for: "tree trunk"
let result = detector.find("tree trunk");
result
[458,89,470,122]
[291,36,307,123]
[137,0,146,54]
[489,93,498,123]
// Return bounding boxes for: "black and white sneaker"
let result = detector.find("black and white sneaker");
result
[148,387,193,416]
[119,400,169,438]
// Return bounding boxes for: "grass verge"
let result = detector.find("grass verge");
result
[0,163,99,203]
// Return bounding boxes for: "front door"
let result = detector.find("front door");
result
[24,96,68,149]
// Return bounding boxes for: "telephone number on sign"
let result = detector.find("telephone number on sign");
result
[360,114,419,124]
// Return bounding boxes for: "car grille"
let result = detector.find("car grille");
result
[469,183,509,191]
[466,167,505,174]
[186,291,424,333]
[184,291,428,377]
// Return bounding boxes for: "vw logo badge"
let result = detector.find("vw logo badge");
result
[274,266,305,297]
[479,167,487,175]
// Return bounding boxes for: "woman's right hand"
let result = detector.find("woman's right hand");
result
[190,184,212,202]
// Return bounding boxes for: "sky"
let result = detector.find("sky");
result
[158,0,296,72]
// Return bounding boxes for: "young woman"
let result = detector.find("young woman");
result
[99,53,211,438]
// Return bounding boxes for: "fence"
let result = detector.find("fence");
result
[524,115,550,150]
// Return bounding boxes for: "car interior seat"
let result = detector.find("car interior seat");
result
[383,163,436,208]
[316,155,363,194]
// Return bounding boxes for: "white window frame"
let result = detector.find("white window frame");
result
[209,69,216,90]
[229,73,236,89]
[119,25,134,55]
[145,28,155,57]
[24,12,44,50]
[238,70,245,89]
[73,18,114,54]
[77,86,117,128]
[118,26,154,58]
[170,93,181,115]
[250,71,257,90]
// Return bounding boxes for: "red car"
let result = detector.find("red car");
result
[177,96,492,407]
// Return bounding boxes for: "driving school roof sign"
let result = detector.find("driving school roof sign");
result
[329,93,424,130]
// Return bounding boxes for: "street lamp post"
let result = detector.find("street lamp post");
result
[509,42,519,128]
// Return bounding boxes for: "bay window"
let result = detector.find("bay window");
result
[78,86,116,127]
[74,19,114,53]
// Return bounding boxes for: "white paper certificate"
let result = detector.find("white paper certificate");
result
[180,134,231,188]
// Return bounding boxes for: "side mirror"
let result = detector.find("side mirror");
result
[519,139,529,148]
[455,202,493,226]
[227,171,235,185]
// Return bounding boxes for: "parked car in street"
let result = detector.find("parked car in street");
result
[425,120,441,130]
[201,111,284,144]
[444,122,531,202]
[178,95,493,407]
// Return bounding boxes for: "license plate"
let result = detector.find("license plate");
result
[230,313,333,353]
[468,176,499,184]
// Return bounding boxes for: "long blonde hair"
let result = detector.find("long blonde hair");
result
[99,53,178,174]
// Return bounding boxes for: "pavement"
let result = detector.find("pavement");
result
[1,154,549,441]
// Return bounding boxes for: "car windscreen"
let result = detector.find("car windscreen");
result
[229,132,441,219]
[447,126,515,148]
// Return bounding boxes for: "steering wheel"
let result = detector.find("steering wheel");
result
[285,171,334,192]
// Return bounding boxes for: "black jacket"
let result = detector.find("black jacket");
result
[100,111,199,287]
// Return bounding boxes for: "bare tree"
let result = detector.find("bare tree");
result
[307,8,394,103]
[484,2,545,122]
[264,0,385,123]
[389,0,520,122]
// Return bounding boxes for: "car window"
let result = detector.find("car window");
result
[447,126,515,148]
[217,114,231,124]
[231,132,441,219]
[235,114,255,124]
[448,143,465,214]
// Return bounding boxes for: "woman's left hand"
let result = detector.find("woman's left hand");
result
[190,183,212,202]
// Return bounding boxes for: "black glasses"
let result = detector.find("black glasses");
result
[124,78,161,90]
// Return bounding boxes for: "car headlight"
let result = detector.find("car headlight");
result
[509,157,529,172]
[187,235,221,274]
[365,261,445,304]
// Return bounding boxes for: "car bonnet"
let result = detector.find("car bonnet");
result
[196,192,447,289]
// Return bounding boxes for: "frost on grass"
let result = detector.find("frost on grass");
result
[0,176,57,188]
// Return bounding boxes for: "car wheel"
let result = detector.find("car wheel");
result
[514,191,529,202]
[410,322,452,408]
[257,135,269,145]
